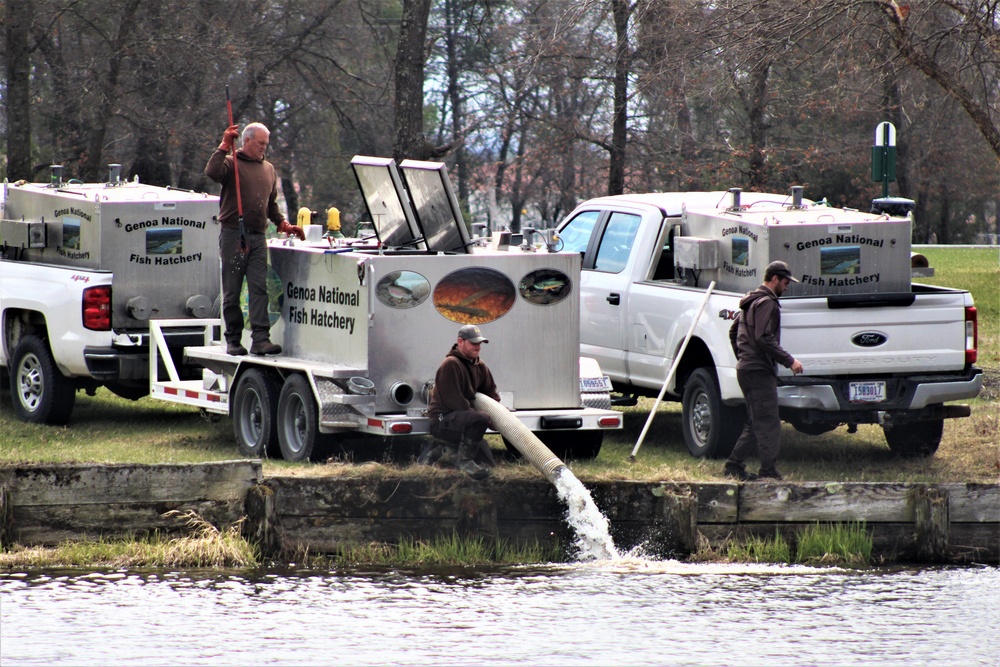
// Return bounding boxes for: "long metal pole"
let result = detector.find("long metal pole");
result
[225,85,247,251]
[629,280,716,460]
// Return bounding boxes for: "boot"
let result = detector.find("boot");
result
[475,439,496,468]
[457,439,490,480]
[436,445,458,468]
[417,439,443,466]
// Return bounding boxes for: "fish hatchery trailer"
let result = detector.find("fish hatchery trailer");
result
[150,157,621,461]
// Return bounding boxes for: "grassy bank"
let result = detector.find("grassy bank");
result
[0,524,871,569]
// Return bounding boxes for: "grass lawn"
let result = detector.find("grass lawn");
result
[2,248,997,483]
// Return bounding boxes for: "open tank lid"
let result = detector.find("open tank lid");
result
[350,156,426,250]
[399,159,471,254]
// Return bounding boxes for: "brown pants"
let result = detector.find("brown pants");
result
[430,409,491,447]
[220,228,270,345]
[728,369,781,472]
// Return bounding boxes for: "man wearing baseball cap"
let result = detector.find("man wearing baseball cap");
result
[423,324,501,480]
[724,260,804,481]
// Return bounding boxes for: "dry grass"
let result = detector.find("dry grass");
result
[0,511,258,569]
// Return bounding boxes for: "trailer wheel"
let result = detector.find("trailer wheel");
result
[681,367,743,459]
[277,374,320,462]
[9,335,76,425]
[232,369,280,458]
[883,419,943,458]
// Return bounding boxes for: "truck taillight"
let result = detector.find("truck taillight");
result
[83,286,112,331]
[965,306,978,364]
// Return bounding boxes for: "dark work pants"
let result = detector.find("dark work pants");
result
[430,409,491,447]
[220,228,270,345]
[727,369,781,472]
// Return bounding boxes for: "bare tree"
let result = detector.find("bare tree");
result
[4,0,34,180]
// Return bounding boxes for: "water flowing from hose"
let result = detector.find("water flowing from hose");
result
[474,393,618,560]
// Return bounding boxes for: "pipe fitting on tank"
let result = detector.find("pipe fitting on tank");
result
[186,295,213,318]
[389,382,414,406]
[49,165,64,188]
[790,185,805,209]
[347,377,375,395]
[127,296,152,320]
[728,188,742,211]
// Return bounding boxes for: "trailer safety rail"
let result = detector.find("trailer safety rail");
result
[150,318,231,413]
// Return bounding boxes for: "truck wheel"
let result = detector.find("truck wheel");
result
[277,374,319,462]
[681,367,743,459]
[9,335,76,425]
[882,419,943,457]
[232,369,279,458]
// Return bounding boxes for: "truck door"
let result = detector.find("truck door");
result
[560,208,642,380]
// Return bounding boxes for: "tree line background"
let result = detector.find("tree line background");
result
[3,0,998,242]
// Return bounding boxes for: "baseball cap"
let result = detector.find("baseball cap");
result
[457,324,489,344]
[765,260,800,282]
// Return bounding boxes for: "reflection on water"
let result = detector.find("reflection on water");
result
[2,562,998,666]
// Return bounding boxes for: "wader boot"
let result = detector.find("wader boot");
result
[457,438,491,480]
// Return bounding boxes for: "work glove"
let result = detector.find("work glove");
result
[218,124,240,152]
[277,220,306,241]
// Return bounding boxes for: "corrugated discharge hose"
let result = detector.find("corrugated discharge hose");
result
[473,393,566,484]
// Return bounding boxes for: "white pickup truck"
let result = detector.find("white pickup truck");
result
[556,189,982,458]
[1,174,220,424]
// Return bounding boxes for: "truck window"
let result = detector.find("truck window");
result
[651,221,680,280]
[594,212,641,273]
[559,210,601,254]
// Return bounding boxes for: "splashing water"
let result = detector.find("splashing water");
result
[554,467,619,561]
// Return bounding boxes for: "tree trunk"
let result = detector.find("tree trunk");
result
[82,0,142,182]
[444,0,468,204]
[392,0,433,161]
[741,59,771,190]
[608,0,630,196]
[5,0,33,181]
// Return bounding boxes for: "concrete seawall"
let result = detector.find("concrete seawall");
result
[1,462,997,564]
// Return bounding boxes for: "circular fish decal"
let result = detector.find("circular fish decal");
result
[377,270,431,309]
[518,268,572,305]
[433,267,516,324]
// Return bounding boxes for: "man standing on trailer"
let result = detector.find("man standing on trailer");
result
[424,325,501,480]
[724,260,804,481]
[206,122,304,356]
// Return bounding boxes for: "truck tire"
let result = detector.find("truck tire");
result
[9,335,76,425]
[882,419,943,458]
[681,367,744,459]
[277,374,320,462]
[232,369,280,458]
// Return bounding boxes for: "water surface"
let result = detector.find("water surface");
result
[2,561,997,666]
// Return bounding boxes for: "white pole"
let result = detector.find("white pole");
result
[630,280,716,460]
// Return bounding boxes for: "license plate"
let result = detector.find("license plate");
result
[849,381,886,403]
[581,376,612,392]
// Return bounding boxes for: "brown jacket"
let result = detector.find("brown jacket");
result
[427,346,500,418]
[205,148,285,233]
[735,285,795,375]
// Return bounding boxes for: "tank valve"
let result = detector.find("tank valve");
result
[127,296,152,320]
[186,295,213,318]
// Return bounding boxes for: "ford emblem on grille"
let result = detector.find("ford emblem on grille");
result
[852,331,888,347]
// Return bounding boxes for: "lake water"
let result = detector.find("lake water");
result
[2,562,997,666]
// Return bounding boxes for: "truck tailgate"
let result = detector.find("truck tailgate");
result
[781,289,971,376]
